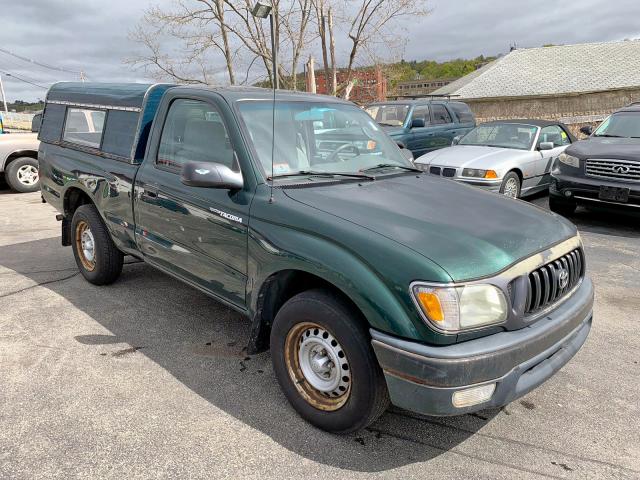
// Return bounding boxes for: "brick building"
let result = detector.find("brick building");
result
[313,67,387,104]
[433,40,640,135]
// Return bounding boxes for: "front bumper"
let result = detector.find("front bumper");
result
[551,172,640,209]
[454,177,502,192]
[371,277,593,416]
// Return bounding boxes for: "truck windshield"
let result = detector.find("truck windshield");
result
[594,113,640,138]
[364,104,410,127]
[459,123,538,150]
[237,101,411,178]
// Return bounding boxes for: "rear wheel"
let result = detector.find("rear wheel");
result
[71,204,124,285]
[499,171,521,199]
[5,157,40,193]
[270,289,389,433]
[549,195,577,216]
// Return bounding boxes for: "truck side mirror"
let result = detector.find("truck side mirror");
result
[181,161,243,190]
[538,142,554,151]
[580,125,593,136]
[452,135,462,146]
[411,118,425,129]
[31,113,42,133]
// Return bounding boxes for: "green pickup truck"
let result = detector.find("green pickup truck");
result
[38,83,593,433]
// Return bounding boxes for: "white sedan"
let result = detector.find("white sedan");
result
[413,120,575,198]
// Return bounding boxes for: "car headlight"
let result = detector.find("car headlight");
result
[462,168,498,179]
[414,163,429,171]
[558,153,580,168]
[411,283,508,332]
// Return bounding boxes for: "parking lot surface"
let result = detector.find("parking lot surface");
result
[1,186,639,479]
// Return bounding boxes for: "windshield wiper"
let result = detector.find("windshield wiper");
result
[594,134,624,138]
[360,163,421,173]
[377,122,402,127]
[269,170,375,180]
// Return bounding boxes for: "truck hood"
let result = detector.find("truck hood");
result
[567,137,640,160]
[283,174,576,282]
[415,145,532,168]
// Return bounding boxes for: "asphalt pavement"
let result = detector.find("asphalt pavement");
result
[1,185,639,479]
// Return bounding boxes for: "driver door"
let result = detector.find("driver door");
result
[134,95,250,308]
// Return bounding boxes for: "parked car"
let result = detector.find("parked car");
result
[0,113,41,192]
[364,99,476,158]
[550,104,640,214]
[39,83,593,433]
[414,120,575,198]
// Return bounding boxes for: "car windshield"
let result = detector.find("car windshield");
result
[459,124,538,150]
[237,101,412,178]
[364,104,410,127]
[594,113,640,138]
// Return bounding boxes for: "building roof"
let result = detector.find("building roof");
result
[433,40,640,100]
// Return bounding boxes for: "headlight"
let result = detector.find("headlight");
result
[558,153,580,167]
[414,163,429,171]
[462,168,498,179]
[412,283,508,332]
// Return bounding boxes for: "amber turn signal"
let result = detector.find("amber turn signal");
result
[484,170,498,179]
[416,291,444,322]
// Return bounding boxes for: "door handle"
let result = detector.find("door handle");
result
[142,184,159,199]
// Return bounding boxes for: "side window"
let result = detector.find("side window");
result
[63,108,106,148]
[431,104,452,125]
[539,125,568,148]
[449,103,475,123]
[412,105,430,126]
[157,99,235,172]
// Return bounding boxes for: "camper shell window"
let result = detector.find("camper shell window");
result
[63,108,106,148]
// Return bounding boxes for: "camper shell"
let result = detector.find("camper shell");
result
[39,82,174,163]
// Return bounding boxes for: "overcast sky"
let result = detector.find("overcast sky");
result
[1,0,639,102]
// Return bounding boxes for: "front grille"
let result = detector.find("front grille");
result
[430,166,441,175]
[442,168,456,177]
[525,248,584,315]
[585,158,640,182]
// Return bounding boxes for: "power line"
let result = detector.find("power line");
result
[0,69,49,89]
[0,47,82,75]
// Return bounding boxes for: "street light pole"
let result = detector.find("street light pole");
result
[269,12,278,90]
[251,0,278,89]
[0,75,8,113]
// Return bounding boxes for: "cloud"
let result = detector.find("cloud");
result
[1,0,638,101]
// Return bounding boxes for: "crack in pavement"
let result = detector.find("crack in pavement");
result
[387,411,640,476]
[0,272,80,299]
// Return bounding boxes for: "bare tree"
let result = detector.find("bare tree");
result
[340,0,429,96]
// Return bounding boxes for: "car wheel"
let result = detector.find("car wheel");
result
[549,195,577,216]
[5,157,40,193]
[270,289,390,433]
[499,172,521,199]
[71,204,124,285]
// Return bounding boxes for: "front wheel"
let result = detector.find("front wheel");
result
[270,289,389,433]
[71,204,124,285]
[5,157,40,193]
[499,171,521,199]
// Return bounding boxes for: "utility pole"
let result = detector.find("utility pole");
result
[0,74,8,113]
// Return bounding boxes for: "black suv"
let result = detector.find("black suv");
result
[550,104,640,214]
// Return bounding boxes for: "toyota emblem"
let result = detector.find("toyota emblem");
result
[612,165,630,174]
[558,269,570,289]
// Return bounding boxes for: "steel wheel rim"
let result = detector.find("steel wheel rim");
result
[503,178,519,198]
[75,221,96,271]
[284,322,351,411]
[16,164,39,186]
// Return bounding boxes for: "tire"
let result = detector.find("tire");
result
[71,204,124,285]
[549,195,577,216]
[5,157,40,193]
[499,171,521,199]
[270,289,390,433]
